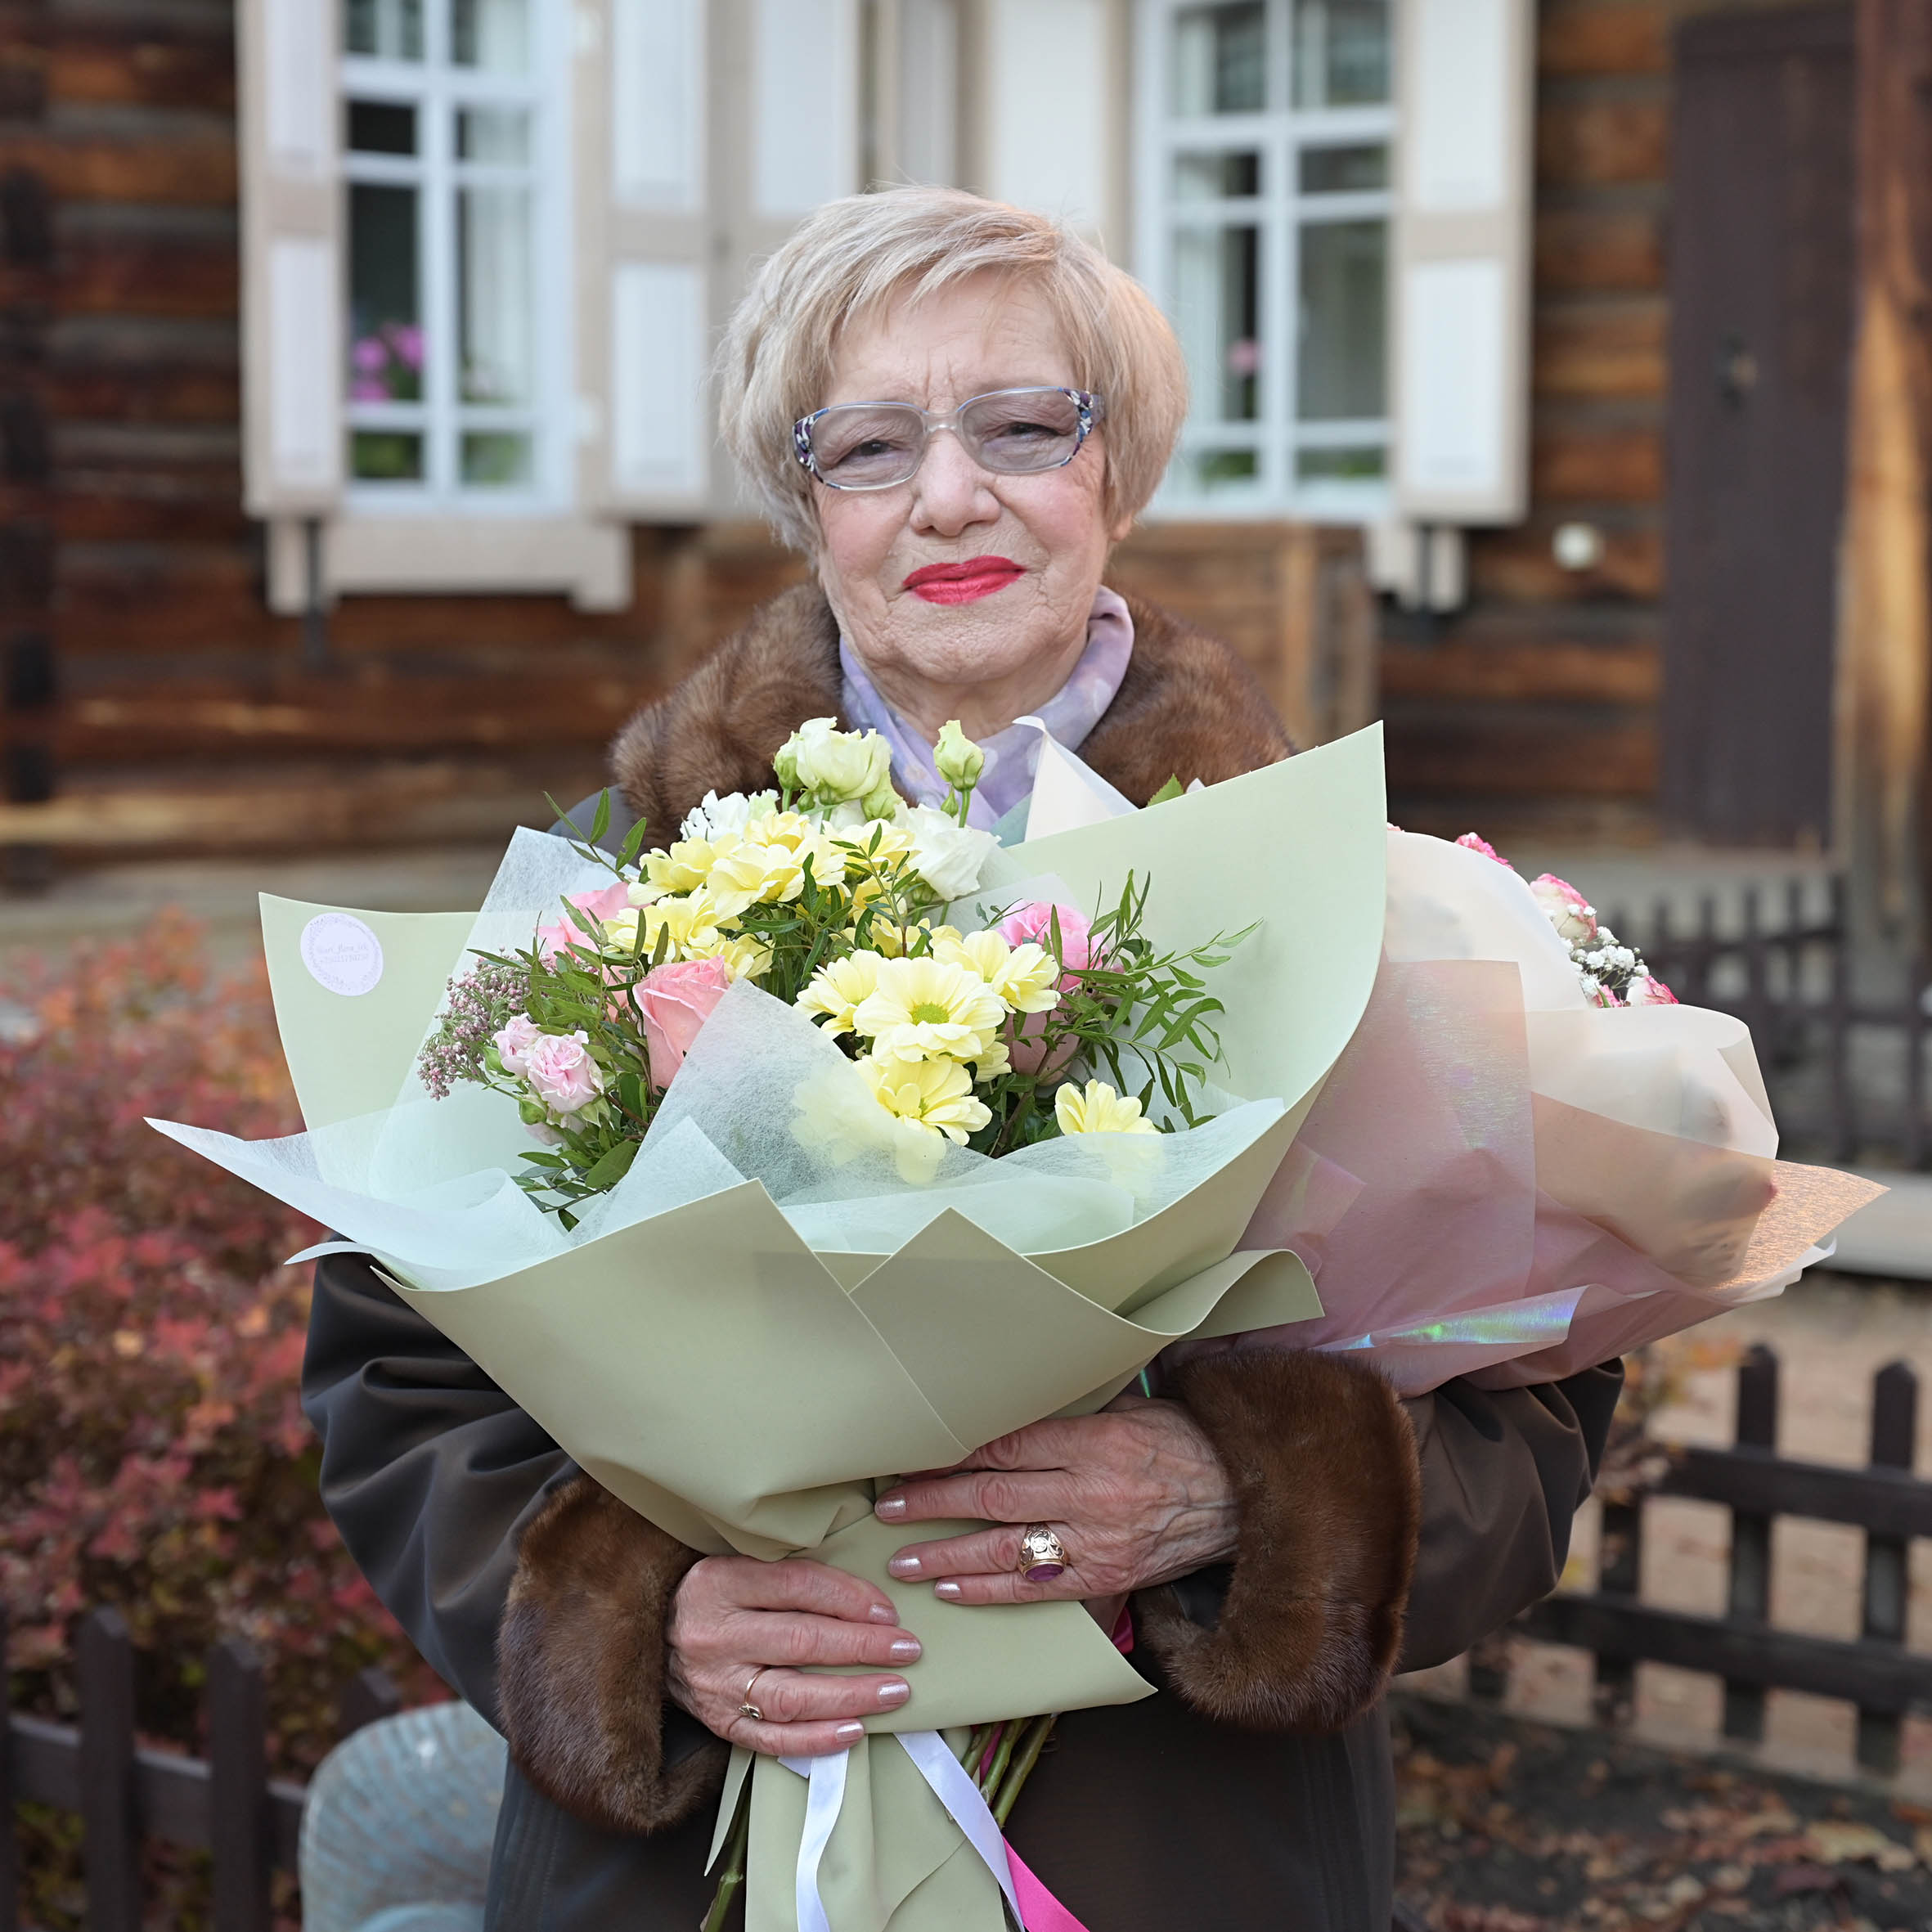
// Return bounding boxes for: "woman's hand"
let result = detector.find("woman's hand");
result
[667,1556,923,1757]
[874,1395,1238,1606]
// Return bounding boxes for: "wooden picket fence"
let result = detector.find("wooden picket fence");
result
[2,1609,401,1932]
[1486,1345,1932,1773]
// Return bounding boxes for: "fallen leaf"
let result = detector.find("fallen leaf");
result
[1803,1821,1917,1871]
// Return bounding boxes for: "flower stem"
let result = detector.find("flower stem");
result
[978,1717,1018,1796]
[699,1774,753,1932]
[991,1714,1057,1827]
[958,1721,997,1774]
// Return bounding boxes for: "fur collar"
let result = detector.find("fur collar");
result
[608,582,1291,840]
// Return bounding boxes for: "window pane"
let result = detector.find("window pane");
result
[1175,225,1261,424]
[452,0,528,72]
[1171,4,1265,116]
[462,429,534,485]
[1292,0,1391,108]
[348,184,423,401]
[458,185,533,404]
[458,106,532,164]
[1297,218,1385,420]
[1182,448,1260,492]
[348,99,418,155]
[351,429,425,480]
[1174,151,1261,200]
[1299,143,1388,194]
[346,0,423,59]
[1297,445,1385,479]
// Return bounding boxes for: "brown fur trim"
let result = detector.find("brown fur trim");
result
[604,583,1289,838]
[1136,1350,1421,1732]
[496,1473,726,1836]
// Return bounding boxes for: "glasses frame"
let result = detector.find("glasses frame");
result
[791,386,1107,492]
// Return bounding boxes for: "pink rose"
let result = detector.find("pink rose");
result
[1529,873,1599,946]
[1455,832,1511,867]
[523,1030,604,1115]
[998,901,1094,1075]
[537,881,636,963]
[634,955,731,1088]
[492,1012,543,1076]
[1626,973,1678,1007]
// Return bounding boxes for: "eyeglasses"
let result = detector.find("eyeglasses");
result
[792,386,1105,491]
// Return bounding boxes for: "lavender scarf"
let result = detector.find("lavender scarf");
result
[837,586,1134,831]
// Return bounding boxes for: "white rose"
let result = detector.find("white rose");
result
[680,789,777,842]
[902,804,999,900]
[783,718,894,804]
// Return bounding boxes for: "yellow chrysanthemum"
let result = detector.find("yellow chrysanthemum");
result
[864,917,952,959]
[704,838,811,920]
[637,889,731,960]
[685,930,770,981]
[934,932,1059,1014]
[644,832,738,898]
[833,818,915,873]
[797,952,887,1037]
[860,1051,991,1146]
[1054,1080,1158,1135]
[852,956,1005,1060]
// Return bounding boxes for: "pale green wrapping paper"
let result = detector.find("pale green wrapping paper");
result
[152,726,1391,1932]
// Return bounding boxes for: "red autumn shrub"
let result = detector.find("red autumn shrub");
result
[0,911,443,1782]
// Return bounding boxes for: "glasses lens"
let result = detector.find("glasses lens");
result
[960,389,1084,473]
[808,405,924,486]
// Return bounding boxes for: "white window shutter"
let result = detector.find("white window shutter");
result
[750,0,860,218]
[1391,0,1534,524]
[237,0,343,515]
[982,0,1112,236]
[582,0,714,519]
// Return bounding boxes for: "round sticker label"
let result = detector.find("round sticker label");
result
[300,913,384,997]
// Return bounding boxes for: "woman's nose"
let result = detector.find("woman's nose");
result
[908,429,1000,536]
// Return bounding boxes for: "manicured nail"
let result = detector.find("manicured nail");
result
[887,1552,922,1578]
[932,1580,963,1601]
[835,1722,865,1743]
[868,1602,897,1624]
[878,1679,910,1706]
[889,1636,922,1661]
[875,1494,907,1520]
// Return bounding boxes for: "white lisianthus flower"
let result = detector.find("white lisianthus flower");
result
[853,956,1006,1060]
[679,789,778,842]
[934,719,986,789]
[902,804,998,899]
[1054,1080,1157,1135]
[778,717,895,805]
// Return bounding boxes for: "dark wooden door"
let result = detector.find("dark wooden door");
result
[1664,3,1853,847]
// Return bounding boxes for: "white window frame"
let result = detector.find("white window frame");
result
[1134,0,1396,523]
[339,1,573,516]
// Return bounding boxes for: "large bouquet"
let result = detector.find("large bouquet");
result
[152,721,1880,1932]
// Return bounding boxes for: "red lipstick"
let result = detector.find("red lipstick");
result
[902,556,1025,604]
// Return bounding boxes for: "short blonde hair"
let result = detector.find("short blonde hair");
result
[716,187,1188,553]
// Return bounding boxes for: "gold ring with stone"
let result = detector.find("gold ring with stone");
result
[739,1666,773,1722]
[1017,1524,1067,1582]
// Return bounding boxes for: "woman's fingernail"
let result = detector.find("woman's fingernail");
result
[875,1494,907,1520]
[868,1602,897,1624]
[933,1580,963,1601]
[889,1636,922,1661]
[835,1722,866,1743]
[887,1552,922,1578]
[878,1679,910,1706]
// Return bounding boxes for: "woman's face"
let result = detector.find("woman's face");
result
[809,272,1128,740]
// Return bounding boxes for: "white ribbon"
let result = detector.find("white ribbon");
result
[779,1730,1025,1931]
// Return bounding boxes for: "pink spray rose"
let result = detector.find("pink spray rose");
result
[492,1011,543,1076]
[1626,973,1678,1007]
[1454,832,1512,867]
[634,955,732,1088]
[1528,873,1600,946]
[997,901,1095,1075]
[523,1031,604,1115]
[536,881,636,963]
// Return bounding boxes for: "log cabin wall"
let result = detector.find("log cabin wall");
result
[0,0,1844,868]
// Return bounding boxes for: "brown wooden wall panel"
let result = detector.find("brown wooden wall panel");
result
[24,232,239,317]
[44,363,238,423]
[1537,97,1670,186]
[49,33,235,113]
[0,132,236,204]
[1535,205,1666,293]
[1469,521,1664,600]
[1381,638,1660,705]
[1539,3,1669,76]
[1530,423,1663,501]
[1534,299,1666,398]
[1386,717,1659,797]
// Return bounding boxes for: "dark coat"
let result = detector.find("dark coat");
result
[302,586,1621,1932]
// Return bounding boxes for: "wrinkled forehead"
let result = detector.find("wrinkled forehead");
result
[820,271,1076,412]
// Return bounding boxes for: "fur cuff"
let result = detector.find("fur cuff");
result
[497,1473,727,1835]
[1137,1350,1421,1732]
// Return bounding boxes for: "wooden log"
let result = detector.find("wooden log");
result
[1380,637,1659,705]
[1534,299,1667,399]
[208,1640,272,1932]
[1467,522,1664,602]
[18,231,239,317]
[78,1608,141,1932]
[1531,423,1664,502]
[0,133,236,206]
[49,29,236,114]
[1539,2,1669,79]
[1384,716,1658,798]
[1535,206,1666,294]
[43,364,239,423]
[1836,0,1932,950]
[1537,97,1669,188]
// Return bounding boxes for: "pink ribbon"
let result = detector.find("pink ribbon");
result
[1005,1840,1092,1932]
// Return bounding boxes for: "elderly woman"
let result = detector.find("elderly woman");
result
[303,188,1618,1931]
